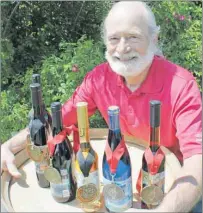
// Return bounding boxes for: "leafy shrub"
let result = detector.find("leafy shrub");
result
[21,36,105,104]
[1,39,14,86]
[0,90,30,142]
[0,37,107,143]
[150,1,202,89]
[38,36,107,129]
[1,1,111,90]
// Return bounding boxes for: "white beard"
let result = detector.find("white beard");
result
[105,42,155,77]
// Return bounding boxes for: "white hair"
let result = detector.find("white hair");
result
[101,1,163,56]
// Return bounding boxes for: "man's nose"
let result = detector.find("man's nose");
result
[116,37,131,54]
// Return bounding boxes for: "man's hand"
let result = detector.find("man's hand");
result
[1,128,28,178]
[156,154,202,212]
[1,145,21,178]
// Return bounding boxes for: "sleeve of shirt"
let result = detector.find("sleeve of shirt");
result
[61,71,97,127]
[174,79,202,160]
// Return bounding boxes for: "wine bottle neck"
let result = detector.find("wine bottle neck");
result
[108,112,122,151]
[109,113,120,131]
[149,100,161,153]
[52,110,63,136]
[32,89,44,118]
[51,106,72,161]
[77,103,90,147]
[79,127,90,145]
[150,126,160,152]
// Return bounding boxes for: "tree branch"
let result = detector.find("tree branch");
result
[3,1,20,38]
[72,1,86,32]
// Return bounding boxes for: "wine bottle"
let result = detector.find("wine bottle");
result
[102,106,133,212]
[29,74,52,126]
[75,102,101,212]
[49,102,76,202]
[140,100,165,209]
[32,73,41,84]
[28,74,41,120]
[29,83,50,188]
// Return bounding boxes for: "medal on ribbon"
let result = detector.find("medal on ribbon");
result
[103,173,125,202]
[44,129,71,184]
[77,177,98,203]
[26,134,49,162]
[26,116,50,162]
[139,147,165,206]
[76,144,98,203]
[44,157,62,184]
[141,184,164,206]
[103,137,126,202]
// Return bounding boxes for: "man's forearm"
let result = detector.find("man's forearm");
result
[2,128,29,154]
[157,154,202,212]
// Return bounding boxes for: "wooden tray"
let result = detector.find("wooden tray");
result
[1,128,181,212]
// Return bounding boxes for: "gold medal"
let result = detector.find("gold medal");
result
[26,135,42,162]
[44,158,61,184]
[80,199,102,213]
[141,185,164,205]
[76,183,98,203]
[26,134,49,162]
[103,183,125,201]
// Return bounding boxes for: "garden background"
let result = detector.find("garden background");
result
[1,1,202,143]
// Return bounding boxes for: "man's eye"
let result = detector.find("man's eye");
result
[110,37,119,41]
[130,36,138,39]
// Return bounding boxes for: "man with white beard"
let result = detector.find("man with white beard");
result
[1,1,202,212]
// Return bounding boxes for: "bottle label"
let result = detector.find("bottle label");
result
[103,176,132,212]
[75,170,99,188]
[35,160,49,174]
[142,170,165,192]
[50,169,71,198]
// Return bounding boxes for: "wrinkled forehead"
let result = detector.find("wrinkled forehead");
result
[105,8,149,38]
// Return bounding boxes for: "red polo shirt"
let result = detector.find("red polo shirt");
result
[62,56,202,162]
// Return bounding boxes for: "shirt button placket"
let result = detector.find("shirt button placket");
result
[127,105,134,125]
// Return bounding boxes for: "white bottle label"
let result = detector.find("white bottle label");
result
[35,160,49,174]
[50,167,71,199]
[62,189,70,198]
[75,170,99,187]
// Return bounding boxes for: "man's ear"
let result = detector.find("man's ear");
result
[152,34,159,45]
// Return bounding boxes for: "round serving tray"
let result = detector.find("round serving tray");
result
[1,128,181,212]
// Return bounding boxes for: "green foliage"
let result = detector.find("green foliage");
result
[21,36,105,105]
[1,39,14,85]
[150,1,202,89]
[0,37,107,143]
[0,90,29,143]
[1,1,111,90]
[37,37,107,128]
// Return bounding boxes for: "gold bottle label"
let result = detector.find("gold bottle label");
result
[76,102,90,145]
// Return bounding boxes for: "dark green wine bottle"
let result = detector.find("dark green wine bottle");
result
[30,83,50,188]
[50,102,76,203]
[141,100,165,209]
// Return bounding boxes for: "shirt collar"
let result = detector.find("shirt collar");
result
[116,55,165,94]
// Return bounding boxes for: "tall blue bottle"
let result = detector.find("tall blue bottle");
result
[102,106,133,212]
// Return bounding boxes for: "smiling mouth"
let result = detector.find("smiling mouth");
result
[115,56,137,61]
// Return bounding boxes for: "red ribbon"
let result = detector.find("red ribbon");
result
[47,125,80,156]
[136,147,165,194]
[105,136,126,174]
